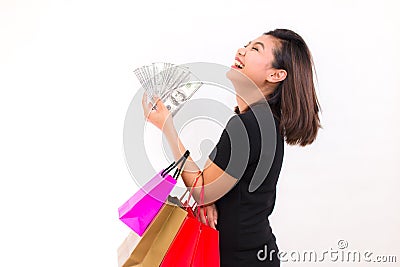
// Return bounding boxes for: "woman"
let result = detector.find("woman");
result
[142,29,321,267]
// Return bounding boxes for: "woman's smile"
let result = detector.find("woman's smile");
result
[233,57,245,69]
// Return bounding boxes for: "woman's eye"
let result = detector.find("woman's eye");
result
[252,47,259,51]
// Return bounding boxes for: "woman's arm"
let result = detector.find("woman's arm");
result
[141,95,237,204]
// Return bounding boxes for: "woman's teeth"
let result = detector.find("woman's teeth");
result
[234,60,244,69]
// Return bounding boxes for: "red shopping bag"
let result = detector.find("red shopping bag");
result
[190,173,220,267]
[161,172,220,267]
[160,215,201,267]
[161,173,201,267]
[191,223,220,267]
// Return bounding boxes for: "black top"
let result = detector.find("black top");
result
[208,102,284,264]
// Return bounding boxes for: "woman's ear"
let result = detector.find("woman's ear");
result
[266,69,287,83]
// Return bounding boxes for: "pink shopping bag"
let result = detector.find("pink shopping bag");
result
[118,150,190,236]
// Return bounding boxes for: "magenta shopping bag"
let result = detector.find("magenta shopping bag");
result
[118,150,190,236]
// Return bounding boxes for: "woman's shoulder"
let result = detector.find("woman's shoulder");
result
[237,103,278,129]
[232,103,284,147]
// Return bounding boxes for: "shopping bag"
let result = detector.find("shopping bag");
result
[122,202,188,267]
[191,223,220,267]
[161,172,201,267]
[190,172,220,267]
[117,231,141,267]
[167,195,183,207]
[160,215,201,267]
[161,171,220,267]
[118,150,190,236]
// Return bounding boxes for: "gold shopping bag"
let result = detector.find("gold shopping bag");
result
[122,202,187,267]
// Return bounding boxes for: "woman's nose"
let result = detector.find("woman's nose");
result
[237,47,246,56]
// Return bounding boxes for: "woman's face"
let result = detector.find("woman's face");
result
[230,35,283,90]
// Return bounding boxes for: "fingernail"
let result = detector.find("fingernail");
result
[214,220,217,225]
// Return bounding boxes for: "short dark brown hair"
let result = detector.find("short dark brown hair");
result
[264,29,321,146]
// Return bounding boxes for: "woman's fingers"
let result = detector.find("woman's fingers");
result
[142,94,161,121]
[141,93,148,115]
[153,96,167,112]
[195,205,218,229]
[207,205,217,229]
[208,216,216,229]
[142,93,153,118]
[198,207,207,225]
[141,93,174,131]
[212,205,218,226]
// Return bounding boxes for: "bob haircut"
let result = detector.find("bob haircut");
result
[264,29,321,146]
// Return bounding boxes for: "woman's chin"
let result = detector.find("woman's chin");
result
[226,67,253,86]
[226,67,242,82]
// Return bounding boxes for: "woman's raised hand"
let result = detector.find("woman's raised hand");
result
[141,93,173,131]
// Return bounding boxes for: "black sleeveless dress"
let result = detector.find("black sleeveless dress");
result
[208,102,284,267]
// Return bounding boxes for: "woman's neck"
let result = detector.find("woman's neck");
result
[236,96,248,114]
[235,94,266,114]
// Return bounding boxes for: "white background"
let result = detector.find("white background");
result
[0,0,399,266]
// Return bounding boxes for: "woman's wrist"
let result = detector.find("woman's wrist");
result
[162,120,186,163]
[163,119,178,144]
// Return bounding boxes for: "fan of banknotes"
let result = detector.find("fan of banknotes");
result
[134,62,203,116]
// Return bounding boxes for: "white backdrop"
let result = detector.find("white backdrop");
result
[0,0,399,266]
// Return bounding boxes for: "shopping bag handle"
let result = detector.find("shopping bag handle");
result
[161,150,190,179]
[180,171,202,204]
[184,170,207,226]
[178,170,209,227]
[196,173,208,226]
[179,170,202,210]
[172,152,189,180]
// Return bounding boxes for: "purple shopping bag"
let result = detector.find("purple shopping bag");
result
[118,150,190,236]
